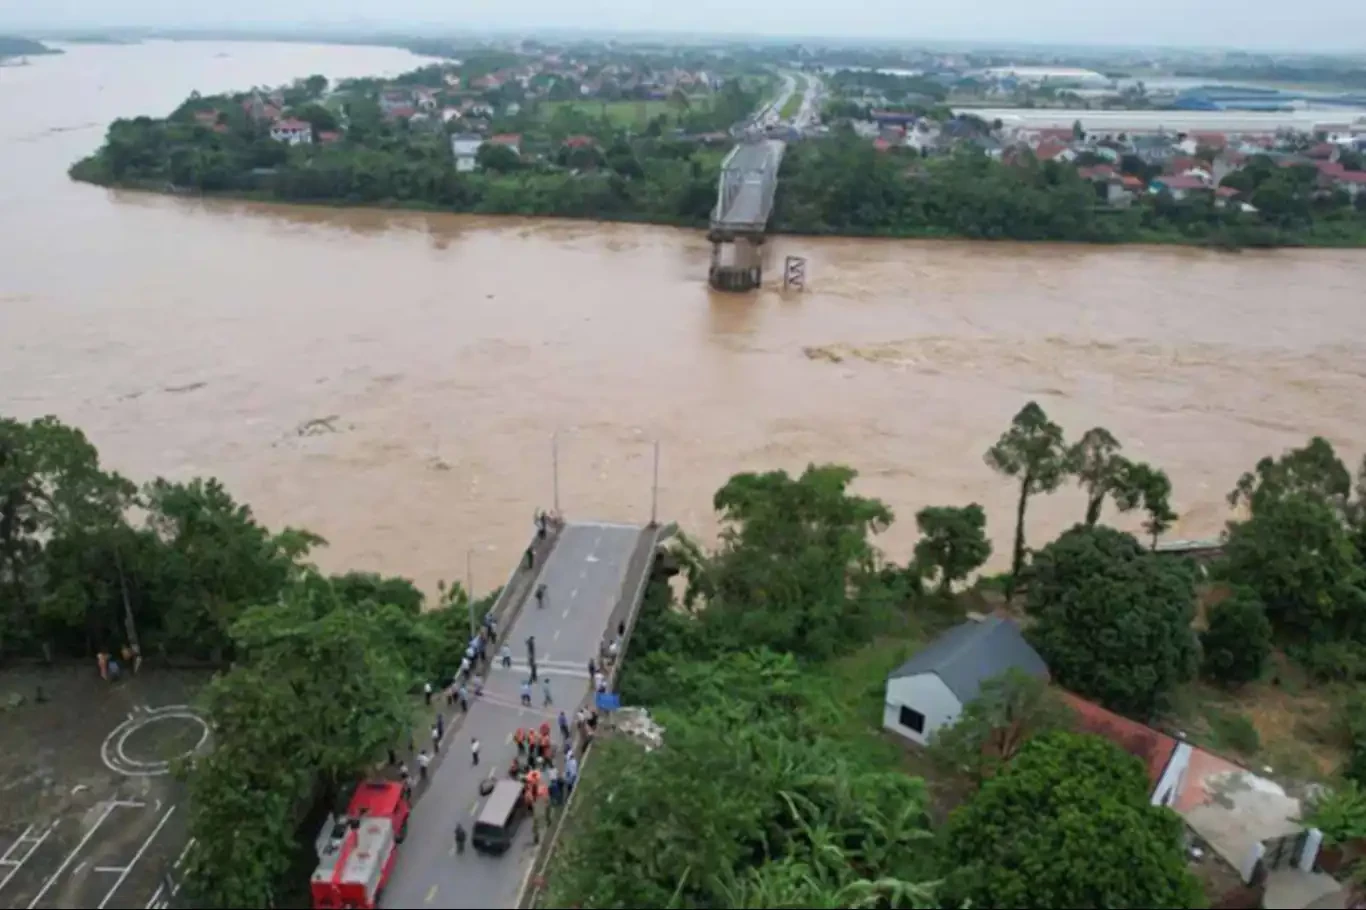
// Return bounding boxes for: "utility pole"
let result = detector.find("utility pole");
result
[552,431,560,515]
[465,548,476,642]
[650,440,660,527]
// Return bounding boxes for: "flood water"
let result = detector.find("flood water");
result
[3,41,1366,593]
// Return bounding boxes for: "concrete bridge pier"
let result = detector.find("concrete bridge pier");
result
[708,232,764,292]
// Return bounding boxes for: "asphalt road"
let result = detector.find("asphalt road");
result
[716,141,783,228]
[379,521,645,910]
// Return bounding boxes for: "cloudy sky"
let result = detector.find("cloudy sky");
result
[5,0,1366,52]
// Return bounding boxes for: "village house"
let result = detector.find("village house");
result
[269,118,313,146]
[487,133,522,157]
[450,133,484,172]
[1077,164,1135,207]
[882,616,1048,747]
[1152,173,1211,200]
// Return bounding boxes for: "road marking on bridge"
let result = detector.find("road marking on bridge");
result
[561,608,570,618]
[553,629,560,641]
[1,823,57,894]
[143,837,193,909]
[570,587,578,599]
[97,804,177,909]
[425,884,438,902]
[26,799,144,909]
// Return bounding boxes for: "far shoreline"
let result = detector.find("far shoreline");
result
[70,174,1366,254]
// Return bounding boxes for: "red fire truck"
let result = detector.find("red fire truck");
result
[310,780,411,910]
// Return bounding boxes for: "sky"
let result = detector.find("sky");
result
[4,0,1366,53]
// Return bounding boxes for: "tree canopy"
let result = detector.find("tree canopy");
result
[984,401,1067,599]
[1024,525,1198,718]
[912,503,992,594]
[941,731,1205,909]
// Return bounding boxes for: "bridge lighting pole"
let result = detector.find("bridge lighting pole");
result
[552,431,560,515]
[465,547,476,642]
[650,440,660,527]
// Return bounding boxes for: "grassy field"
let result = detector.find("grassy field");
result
[780,74,807,120]
[538,99,700,128]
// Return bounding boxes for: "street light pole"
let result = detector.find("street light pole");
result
[650,440,660,527]
[465,548,476,641]
[552,431,560,516]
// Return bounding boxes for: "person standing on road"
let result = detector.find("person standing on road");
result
[520,679,533,707]
[417,749,430,781]
[458,684,469,713]
[542,676,553,707]
[558,710,570,741]
[470,737,481,766]
[454,823,467,854]
[424,681,433,705]
[535,583,547,609]
[500,643,512,668]
[436,713,445,740]
[432,722,441,754]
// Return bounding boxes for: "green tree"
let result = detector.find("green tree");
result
[674,464,894,660]
[1024,525,1198,717]
[1201,587,1273,686]
[181,593,411,908]
[941,731,1204,909]
[0,416,135,654]
[928,667,1075,785]
[1066,426,1135,526]
[303,74,329,97]
[1228,436,1353,516]
[984,402,1067,600]
[476,142,521,173]
[1121,461,1179,549]
[1220,492,1366,646]
[912,503,992,594]
[295,103,338,134]
[143,477,324,659]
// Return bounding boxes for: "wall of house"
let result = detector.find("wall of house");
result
[883,674,962,746]
[1152,742,1194,808]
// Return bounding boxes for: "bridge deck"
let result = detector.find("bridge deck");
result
[378,521,652,910]
[711,139,785,234]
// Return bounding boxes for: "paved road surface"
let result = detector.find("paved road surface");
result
[716,141,783,229]
[379,521,645,910]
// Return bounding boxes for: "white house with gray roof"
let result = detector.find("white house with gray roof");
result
[883,615,1048,746]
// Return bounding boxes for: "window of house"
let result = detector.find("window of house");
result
[899,705,926,734]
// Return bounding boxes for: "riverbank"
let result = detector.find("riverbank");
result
[68,164,1366,251]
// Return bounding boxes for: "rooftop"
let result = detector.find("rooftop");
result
[1059,691,1177,787]
[888,616,1047,704]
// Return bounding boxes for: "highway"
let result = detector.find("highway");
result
[378,522,646,910]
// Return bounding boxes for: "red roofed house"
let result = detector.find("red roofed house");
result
[872,137,892,152]
[1059,692,1186,806]
[1152,173,1211,200]
[269,118,313,146]
[1065,691,1343,906]
[1332,169,1366,198]
[1034,139,1076,163]
[318,131,342,144]
[385,104,416,121]
[488,133,522,157]
[563,135,597,150]
[1307,142,1337,160]
[1192,131,1228,150]
[1076,164,1134,206]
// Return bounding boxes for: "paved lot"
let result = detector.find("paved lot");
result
[379,521,645,910]
[0,777,192,910]
[0,669,206,910]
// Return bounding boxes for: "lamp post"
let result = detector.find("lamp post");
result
[552,431,560,516]
[465,548,476,642]
[650,440,660,527]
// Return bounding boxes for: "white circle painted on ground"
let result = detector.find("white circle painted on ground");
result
[101,704,210,777]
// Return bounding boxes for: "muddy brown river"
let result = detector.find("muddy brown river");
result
[3,41,1365,593]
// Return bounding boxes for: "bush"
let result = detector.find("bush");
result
[1206,707,1261,755]
[1201,588,1272,687]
